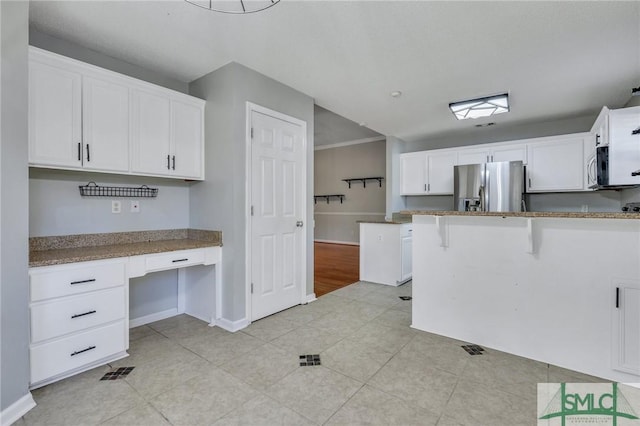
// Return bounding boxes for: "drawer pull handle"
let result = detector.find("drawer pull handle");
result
[70,279,96,285]
[71,310,97,319]
[172,258,189,263]
[70,346,96,357]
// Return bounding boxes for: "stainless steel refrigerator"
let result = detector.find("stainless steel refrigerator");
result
[453,161,525,212]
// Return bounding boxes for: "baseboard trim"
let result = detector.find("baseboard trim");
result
[314,239,359,246]
[1,393,36,426]
[216,317,249,332]
[303,293,317,304]
[129,308,178,328]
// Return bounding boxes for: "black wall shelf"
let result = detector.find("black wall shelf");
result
[79,182,158,198]
[314,194,345,204]
[342,177,384,188]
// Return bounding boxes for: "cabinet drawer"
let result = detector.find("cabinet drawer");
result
[143,249,206,272]
[31,287,126,343]
[400,224,413,238]
[30,320,126,385]
[30,259,126,302]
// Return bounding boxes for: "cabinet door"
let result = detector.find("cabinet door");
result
[613,281,640,375]
[608,107,640,186]
[171,99,203,179]
[400,153,427,195]
[527,137,584,192]
[427,151,457,194]
[457,147,491,165]
[82,76,130,172]
[131,89,171,176]
[591,106,610,148]
[29,60,82,168]
[492,144,527,164]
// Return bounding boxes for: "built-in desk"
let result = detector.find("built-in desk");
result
[28,229,222,389]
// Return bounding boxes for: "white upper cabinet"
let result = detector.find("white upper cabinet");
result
[28,47,205,180]
[29,59,82,168]
[426,150,457,194]
[399,149,457,195]
[526,135,586,192]
[591,106,610,149]
[492,144,527,164]
[400,152,427,195]
[82,76,130,172]
[131,90,172,176]
[607,107,640,186]
[170,99,204,179]
[130,91,204,179]
[457,142,527,166]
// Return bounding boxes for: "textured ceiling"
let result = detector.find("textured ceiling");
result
[29,1,640,143]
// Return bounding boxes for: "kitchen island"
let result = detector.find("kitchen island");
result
[405,211,640,383]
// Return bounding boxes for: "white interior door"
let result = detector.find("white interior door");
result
[250,108,306,321]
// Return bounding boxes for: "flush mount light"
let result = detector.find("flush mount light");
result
[185,0,280,14]
[449,93,509,120]
[390,91,402,98]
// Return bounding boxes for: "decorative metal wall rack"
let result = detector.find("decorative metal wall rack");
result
[314,194,345,204]
[79,182,158,198]
[342,177,384,188]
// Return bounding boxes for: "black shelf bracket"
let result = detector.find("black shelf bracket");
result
[314,194,345,204]
[342,177,384,188]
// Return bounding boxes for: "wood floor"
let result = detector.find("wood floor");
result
[314,242,360,297]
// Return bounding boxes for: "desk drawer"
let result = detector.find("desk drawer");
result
[30,259,126,302]
[401,224,413,238]
[30,320,126,385]
[31,287,126,343]
[143,249,206,272]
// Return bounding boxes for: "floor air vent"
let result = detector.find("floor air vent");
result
[100,367,134,380]
[461,345,485,355]
[299,354,321,366]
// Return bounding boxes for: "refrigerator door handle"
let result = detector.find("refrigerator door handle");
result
[479,185,486,212]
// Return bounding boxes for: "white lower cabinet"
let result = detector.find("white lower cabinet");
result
[29,258,128,389]
[30,321,127,385]
[359,223,412,286]
[612,280,640,375]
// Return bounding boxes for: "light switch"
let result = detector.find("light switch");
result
[112,200,121,214]
[130,200,140,213]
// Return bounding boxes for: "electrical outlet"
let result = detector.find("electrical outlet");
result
[130,200,140,213]
[581,205,589,213]
[377,235,383,241]
[112,200,122,214]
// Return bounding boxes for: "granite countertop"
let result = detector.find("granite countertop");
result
[30,229,222,267]
[401,210,640,219]
[357,220,411,225]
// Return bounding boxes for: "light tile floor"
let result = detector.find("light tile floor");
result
[19,281,607,426]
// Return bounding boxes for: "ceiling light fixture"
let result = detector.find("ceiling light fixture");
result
[185,0,280,14]
[449,93,509,120]
[390,91,402,98]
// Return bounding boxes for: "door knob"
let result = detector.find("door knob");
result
[296,221,304,228]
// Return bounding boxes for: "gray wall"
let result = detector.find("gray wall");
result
[1,0,30,412]
[390,114,627,213]
[29,169,191,236]
[314,140,386,244]
[29,27,189,94]
[189,62,315,322]
[129,270,178,321]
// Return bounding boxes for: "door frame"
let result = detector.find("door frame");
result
[245,102,308,323]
